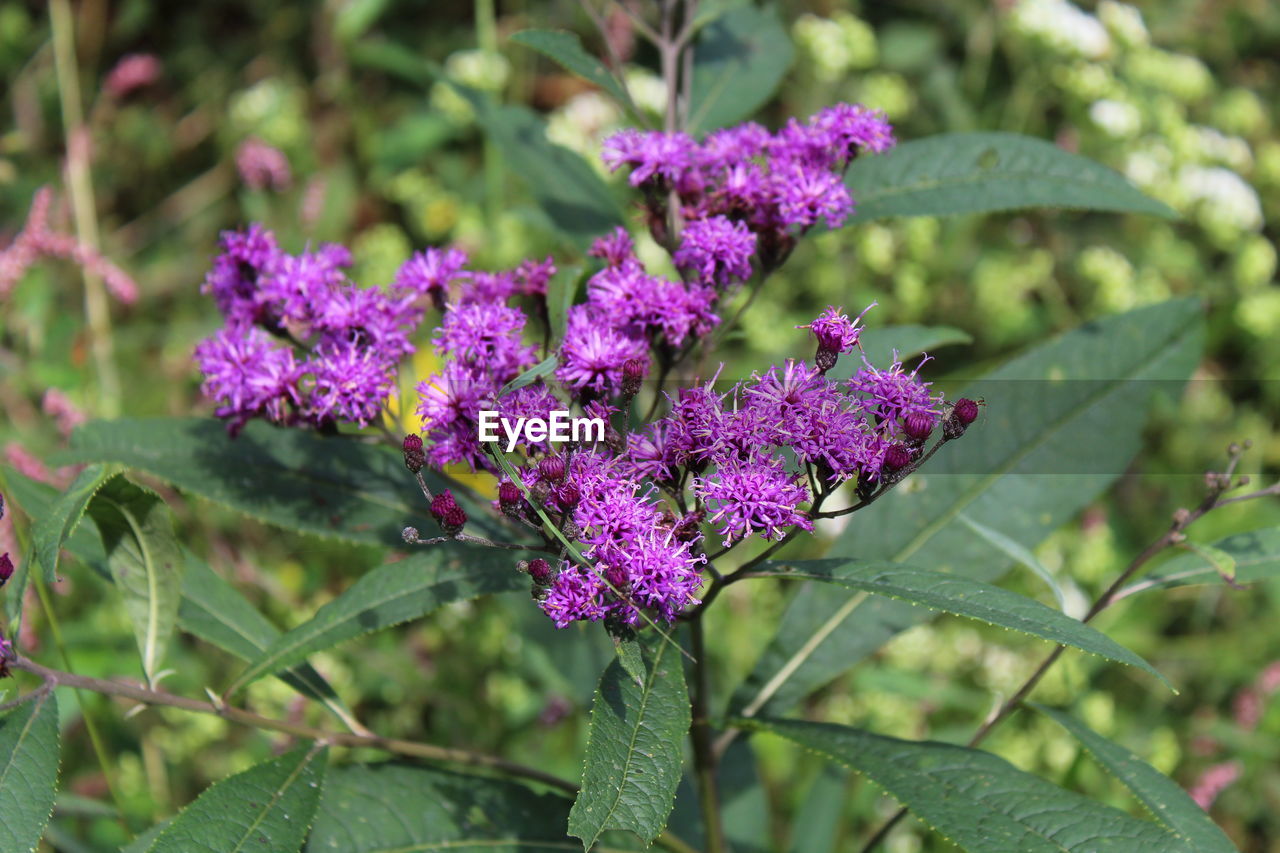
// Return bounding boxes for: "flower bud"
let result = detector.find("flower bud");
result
[0,552,12,586]
[527,558,554,585]
[944,398,981,439]
[539,455,567,483]
[401,526,419,543]
[883,444,912,471]
[622,358,647,397]
[498,481,522,512]
[605,564,628,589]
[554,484,581,511]
[440,504,467,536]
[903,412,935,441]
[403,434,426,473]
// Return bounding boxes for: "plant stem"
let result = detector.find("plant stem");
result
[689,618,727,853]
[49,0,121,417]
[10,653,577,794]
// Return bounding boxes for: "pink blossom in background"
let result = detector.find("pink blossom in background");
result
[42,389,87,438]
[1233,688,1263,731]
[300,176,327,228]
[236,138,292,191]
[104,53,161,99]
[1259,661,1280,694]
[4,442,69,488]
[1189,761,1242,810]
[0,187,139,303]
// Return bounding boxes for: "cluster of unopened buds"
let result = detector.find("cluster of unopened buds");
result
[194,102,984,632]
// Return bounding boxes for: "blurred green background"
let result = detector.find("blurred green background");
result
[1,0,1278,850]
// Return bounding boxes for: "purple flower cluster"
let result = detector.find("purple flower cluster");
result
[195,225,427,433]
[604,103,894,268]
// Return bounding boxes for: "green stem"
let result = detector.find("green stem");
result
[49,0,120,417]
[689,618,727,853]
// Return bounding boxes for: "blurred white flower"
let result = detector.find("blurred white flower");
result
[1010,0,1111,59]
[445,49,510,92]
[1089,98,1141,138]
[1097,1,1148,48]
[1179,165,1263,231]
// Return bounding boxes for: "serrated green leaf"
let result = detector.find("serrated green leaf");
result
[612,635,645,687]
[748,559,1167,687]
[510,29,630,106]
[60,417,489,547]
[499,356,559,399]
[733,298,1204,716]
[226,545,526,695]
[688,3,794,134]
[87,477,185,685]
[0,692,60,853]
[1120,527,1280,598]
[844,132,1177,224]
[33,463,112,586]
[1032,704,1238,852]
[746,718,1193,853]
[958,513,1065,610]
[306,763,585,852]
[145,745,327,853]
[569,634,690,850]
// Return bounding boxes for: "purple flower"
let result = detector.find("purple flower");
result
[800,304,873,355]
[395,247,469,299]
[259,245,350,325]
[460,271,519,305]
[849,355,940,433]
[812,103,896,158]
[416,361,497,470]
[307,340,394,427]
[673,216,757,287]
[556,305,648,397]
[697,454,813,545]
[516,257,556,297]
[541,563,610,628]
[588,227,635,266]
[434,302,537,377]
[195,326,304,432]
[602,129,696,187]
[201,225,281,324]
[773,163,854,228]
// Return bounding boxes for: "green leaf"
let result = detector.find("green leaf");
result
[547,263,585,341]
[0,692,61,853]
[472,101,624,249]
[61,417,473,547]
[510,29,630,106]
[179,555,357,727]
[843,132,1177,224]
[87,477,185,685]
[226,545,526,695]
[748,559,1167,687]
[688,3,794,134]
[787,766,847,853]
[306,763,584,852]
[745,718,1193,853]
[1032,704,1238,852]
[958,513,1066,610]
[569,634,690,850]
[733,298,1204,716]
[145,745,327,853]
[498,356,559,399]
[1120,527,1280,598]
[612,634,645,687]
[32,463,112,586]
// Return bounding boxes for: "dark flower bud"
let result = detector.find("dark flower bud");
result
[0,552,12,586]
[561,518,581,540]
[403,434,426,472]
[815,347,838,374]
[884,444,912,471]
[554,484,581,511]
[673,510,705,543]
[527,558,554,585]
[605,564,628,589]
[498,481,522,511]
[539,455,567,483]
[440,504,467,536]
[903,412,935,441]
[944,398,981,439]
[622,358,647,397]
